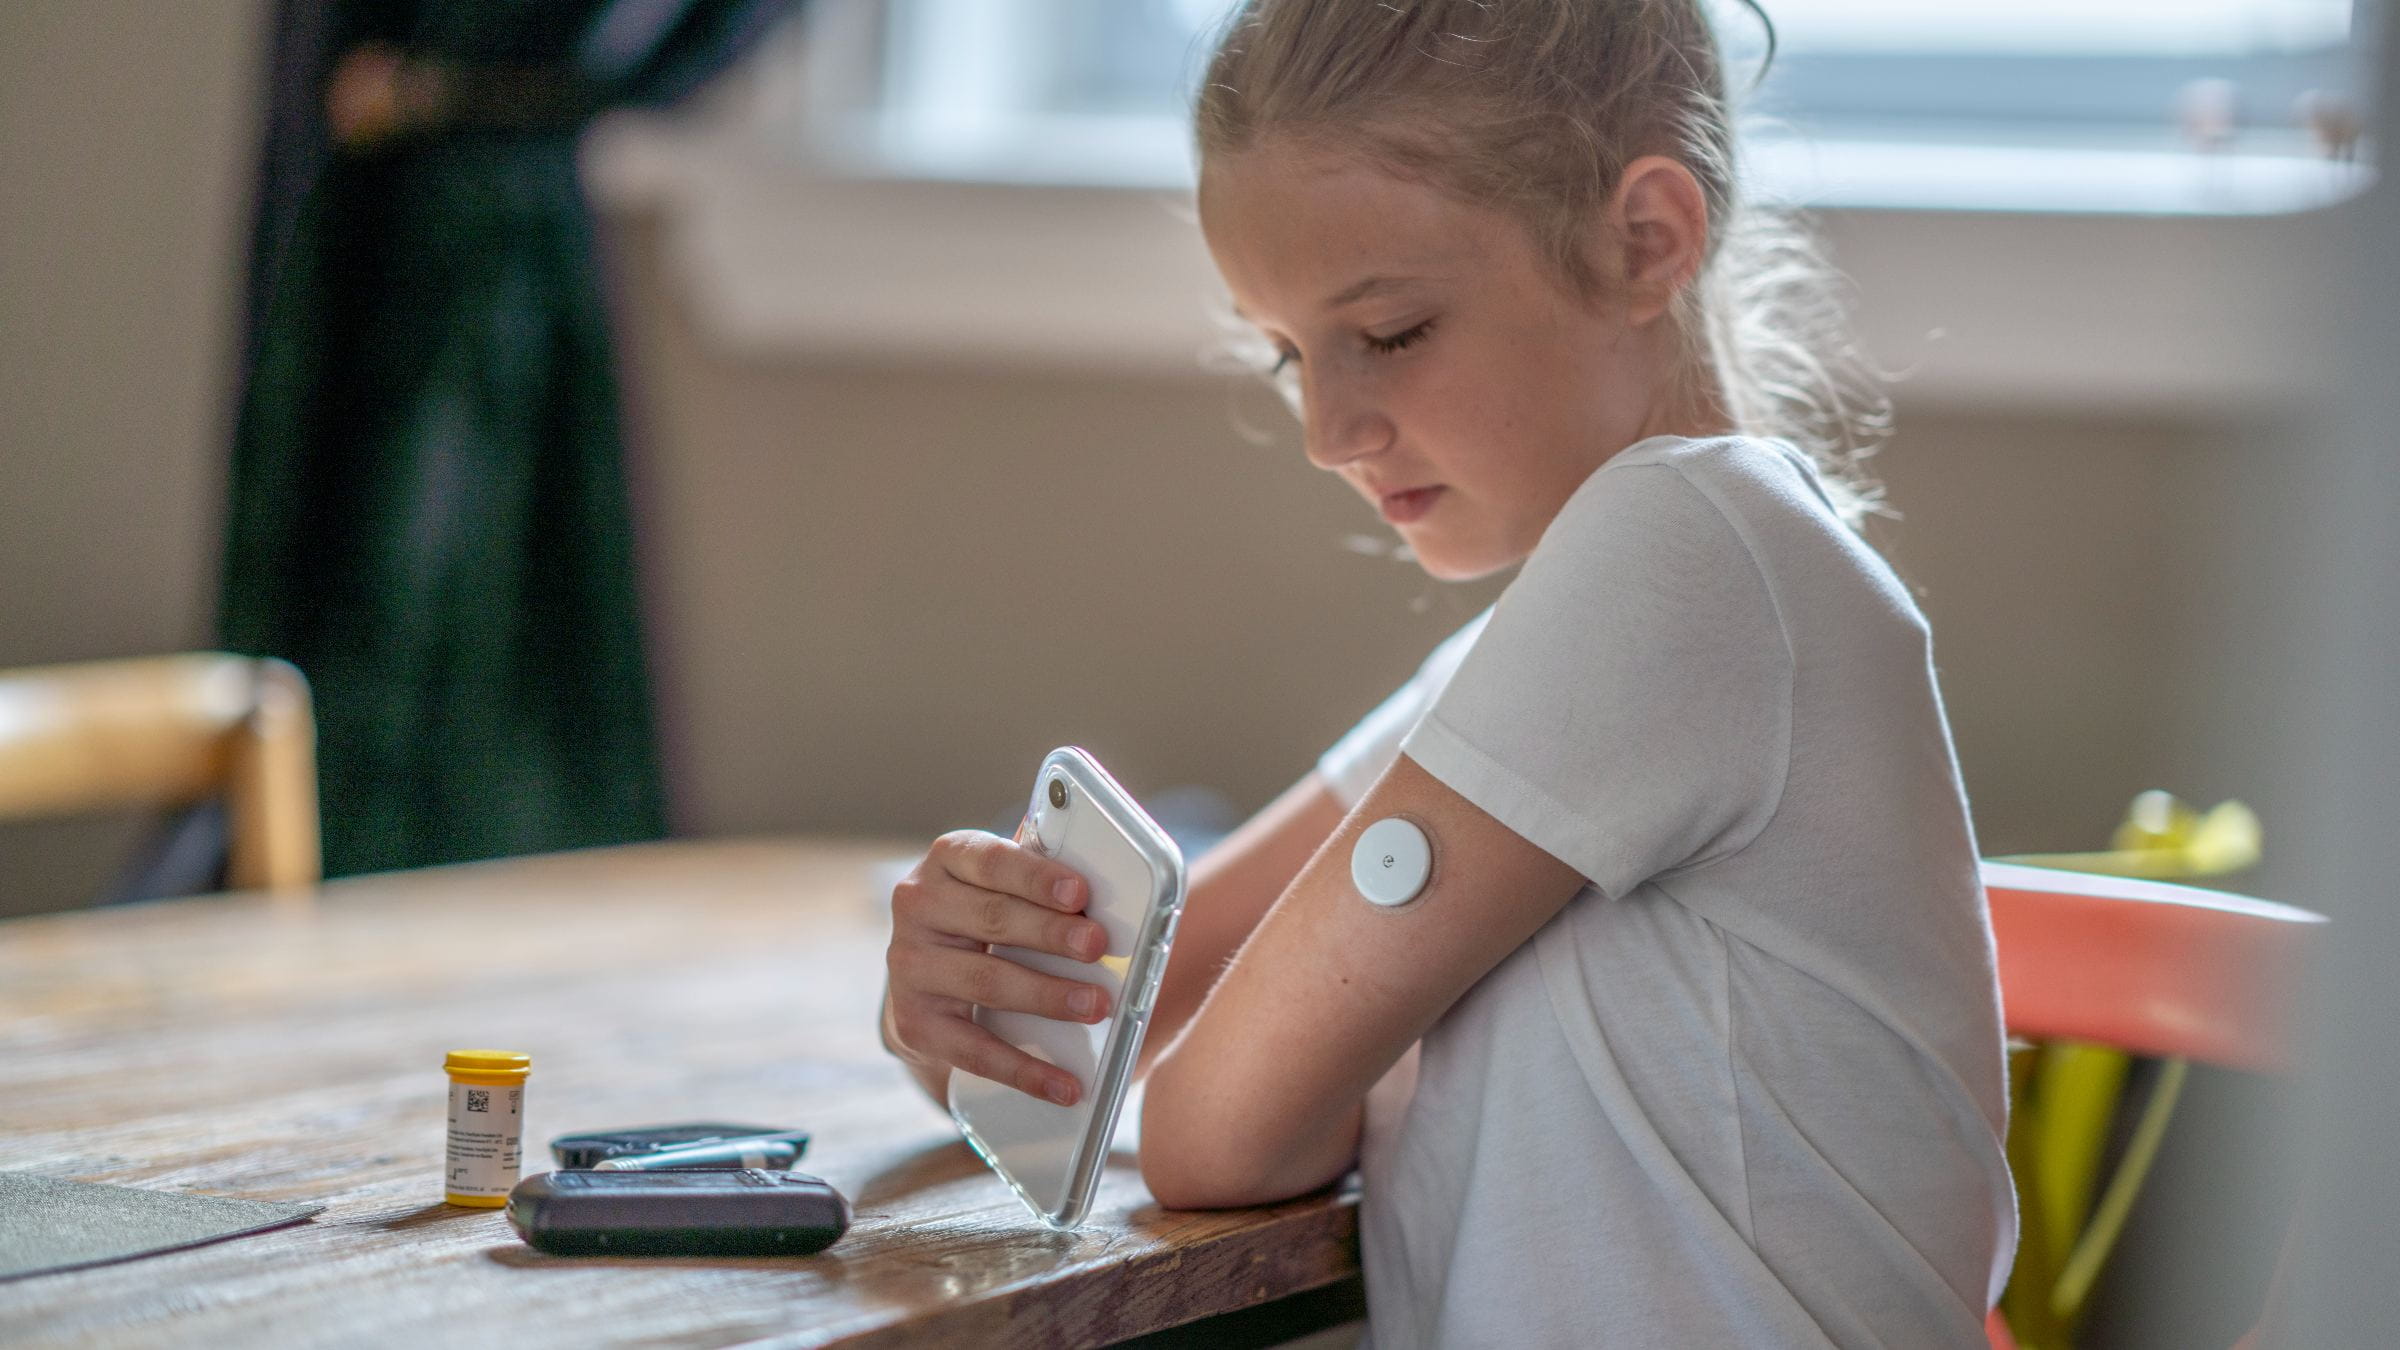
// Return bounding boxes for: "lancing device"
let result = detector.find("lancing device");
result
[590,1130,811,1172]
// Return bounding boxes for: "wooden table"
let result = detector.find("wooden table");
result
[0,841,1362,1348]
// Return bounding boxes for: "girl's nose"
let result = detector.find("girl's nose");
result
[1300,375,1392,470]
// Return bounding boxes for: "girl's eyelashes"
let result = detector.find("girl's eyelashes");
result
[1366,319,1436,356]
[1257,318,1431,379]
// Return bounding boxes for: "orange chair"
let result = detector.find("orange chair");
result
[0,653,320,895]
[1980,860,2325,1350]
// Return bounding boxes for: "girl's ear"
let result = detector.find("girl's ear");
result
[1607,155,1711,327]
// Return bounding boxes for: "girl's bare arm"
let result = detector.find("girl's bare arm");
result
[1137,773,1347,1079]
[1139,753,1586,1210]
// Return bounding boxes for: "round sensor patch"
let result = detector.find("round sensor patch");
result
[1351,817,1431,908]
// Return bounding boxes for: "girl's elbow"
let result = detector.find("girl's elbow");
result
[1141,1109,1352,1210]
[1141,1145,1280,1211]
[1140,1151,1223,1211]
[1139,1084,1276,1209]
[1140,1123,1286,1209]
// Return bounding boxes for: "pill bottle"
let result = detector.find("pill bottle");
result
[443,1049,531,1207]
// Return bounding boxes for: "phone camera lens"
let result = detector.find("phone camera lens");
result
[1048,779,1069,809]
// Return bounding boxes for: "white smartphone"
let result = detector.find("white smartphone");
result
[948,746,1187,1229]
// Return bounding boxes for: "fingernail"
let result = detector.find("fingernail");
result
[1052,877,1079,908]
[1047,1078,1077,1105]
[1070,988,1099,1018]
[1078,923,1106,959]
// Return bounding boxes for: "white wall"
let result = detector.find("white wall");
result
[0,0,267,913]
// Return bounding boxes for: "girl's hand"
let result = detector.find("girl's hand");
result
[880,828,1113,1106]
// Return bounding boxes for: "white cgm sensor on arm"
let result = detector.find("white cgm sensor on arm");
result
[1351,817,1432,908]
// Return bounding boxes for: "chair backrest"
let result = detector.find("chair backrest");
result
[1983,860,2324,1072]
[0,654,320,894]
[1983,862,2325,1350]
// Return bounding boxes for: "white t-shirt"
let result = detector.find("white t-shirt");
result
[1317,435,2014,1349]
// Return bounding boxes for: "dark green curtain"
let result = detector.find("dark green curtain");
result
[222,0,797,877]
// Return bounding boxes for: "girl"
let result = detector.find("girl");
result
[880,2,2015,1344]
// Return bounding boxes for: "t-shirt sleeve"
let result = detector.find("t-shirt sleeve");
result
[1315,609,1494,810]
[1398,464,1793,899]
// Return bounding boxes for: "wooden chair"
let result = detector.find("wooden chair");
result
[1980,860,2326,1350]
[0,653,320,895]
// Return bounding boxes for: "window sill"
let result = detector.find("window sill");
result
[822,107,2369,219]
[586,111,2354,414]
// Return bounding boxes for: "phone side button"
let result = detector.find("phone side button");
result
[1131,964,1164,1013]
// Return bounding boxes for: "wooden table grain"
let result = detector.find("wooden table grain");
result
[0,841,1361,1348]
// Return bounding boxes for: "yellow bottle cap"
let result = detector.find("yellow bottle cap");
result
[443,1049,531,1079]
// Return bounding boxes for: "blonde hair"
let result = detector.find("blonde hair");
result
[1195,0,1888,527]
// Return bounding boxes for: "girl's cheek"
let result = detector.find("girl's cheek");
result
[1413,370,1505,457]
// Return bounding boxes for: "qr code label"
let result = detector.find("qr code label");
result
[466,1089,490,1113]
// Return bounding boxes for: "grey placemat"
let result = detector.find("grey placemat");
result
[0,1174,324,1280]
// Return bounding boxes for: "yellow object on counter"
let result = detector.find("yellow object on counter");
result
[1994,789,2262,1349]
[2004,790,2261,881]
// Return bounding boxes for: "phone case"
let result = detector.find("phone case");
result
[948,746,1187,1229]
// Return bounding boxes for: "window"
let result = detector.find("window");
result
[821,0,2370,213]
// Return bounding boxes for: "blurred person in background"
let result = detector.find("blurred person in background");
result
[216,0,797,880]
